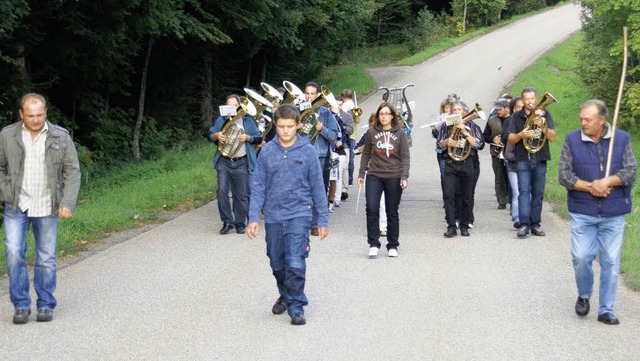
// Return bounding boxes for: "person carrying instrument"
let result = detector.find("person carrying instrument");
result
[558,99,636,325]
[483,98,511,209]
[437,101,483,237]
[302,82,339,237]
[247,104,329,326]
[209,94,262,235]
[507,87,557,238]
[358,102,410,258]
[341,89,359,187]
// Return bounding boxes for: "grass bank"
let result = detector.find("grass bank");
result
[0,142,217,275]
[504,32,640,290]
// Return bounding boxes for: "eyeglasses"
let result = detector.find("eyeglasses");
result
[379,112,392,116]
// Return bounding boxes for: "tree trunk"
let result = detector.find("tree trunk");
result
[200,48,214,130]
[462,0,468,33]
[260,49,267,83]
[245,58,252,88]
[133,36,154,161]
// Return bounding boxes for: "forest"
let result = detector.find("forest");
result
[4,0,636,179]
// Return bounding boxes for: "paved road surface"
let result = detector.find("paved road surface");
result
[2,3,639,360]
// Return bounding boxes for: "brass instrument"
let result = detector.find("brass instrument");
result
[282,81,305,106]
[298,85,339,142]
[261,82,283,106]
[523,91,558,153]
[244,88,274,150]
[447,103,485,161]
[218,96,257,158]
[350,91,363,121]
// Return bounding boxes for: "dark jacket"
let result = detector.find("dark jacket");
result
[358,124,410,180]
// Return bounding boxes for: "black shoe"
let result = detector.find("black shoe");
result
[271,296,288,315]
[219,223,234,235]
[513,221,521,229]
[13,309,31,324]
[236,226,246,234]
[310,227,319,237]
[37,308,53,322]
[597,312,620,325]
[498,204,506,209]
[290,313,306,325]
[517,226,530,238]
[444,227,457,238]
[341,192,348,201]
[460,228,470,237]
[575,297,589,317]
[531,226,545,236]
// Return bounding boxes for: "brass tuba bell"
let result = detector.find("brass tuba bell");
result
[218,96,257,158]
[282,81,305,106]
[447,103,485,161]
[523,91,558,154]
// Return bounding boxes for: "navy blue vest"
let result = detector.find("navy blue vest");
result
[566,129,632,216]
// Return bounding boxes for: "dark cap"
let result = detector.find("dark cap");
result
[493,98,509,109]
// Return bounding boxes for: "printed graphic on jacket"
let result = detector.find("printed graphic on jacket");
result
[373,130,398,157]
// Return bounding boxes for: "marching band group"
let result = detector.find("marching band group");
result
[209,82,636,326]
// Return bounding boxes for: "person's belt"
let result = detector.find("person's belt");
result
[223,155,246,161]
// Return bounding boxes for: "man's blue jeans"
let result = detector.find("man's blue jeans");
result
[4,206,59,310]
[215,157,248,228]
[570,212,625,315]
[265,217,311,316]
[516,158,547,228]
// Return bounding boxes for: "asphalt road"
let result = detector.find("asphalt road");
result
[2,3,639,360]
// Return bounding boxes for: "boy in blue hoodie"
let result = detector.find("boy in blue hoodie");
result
[246,104,329,326]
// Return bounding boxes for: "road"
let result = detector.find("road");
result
[2,3,639,360]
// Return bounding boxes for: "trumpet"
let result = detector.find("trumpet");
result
[218,96,257,158]
[523,91,558,153]
[447,103,485,161]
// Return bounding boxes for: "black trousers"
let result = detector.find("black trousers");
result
[444,157,473,228]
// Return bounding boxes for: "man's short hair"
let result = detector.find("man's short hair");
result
[335,95,344,102]
[226,94,241,104]
[305,81,320,93]
[341,89,353,98]
[521,87,537,97]
[581,99,608,118]
[274,104,300,123]
[20,93,47,111]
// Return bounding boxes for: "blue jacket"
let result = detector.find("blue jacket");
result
[310,106,338,158]
[565,129,632,216]
[248,135,329,227]
[208,115,262,172]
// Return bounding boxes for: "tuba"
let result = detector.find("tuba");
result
[218,96,257,158]
[282,81,305,106]
[298,85,339,142]
[523,91,558,153]
[244,88,274,149]
[261,82,283,106]
[448,103,485,161]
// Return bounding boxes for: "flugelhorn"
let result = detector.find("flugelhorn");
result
[523,91,558,153]
[218,96,257,158]
[448,103,485,161]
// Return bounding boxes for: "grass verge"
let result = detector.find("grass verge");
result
[0,142,217,275]
[504,32,640,290]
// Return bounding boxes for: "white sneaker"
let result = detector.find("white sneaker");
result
[468,223,474,229]
[328,204,335,213]
[368,247,379,258]
[380,230,387,237]
[455,220,460,229]
[388,248,398,257]
[334,200,341,207]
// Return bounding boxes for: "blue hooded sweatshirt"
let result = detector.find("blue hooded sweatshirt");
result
[249,135,329,227]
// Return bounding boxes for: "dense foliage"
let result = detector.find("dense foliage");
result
[0,0,556,178]
[578,0,640,131]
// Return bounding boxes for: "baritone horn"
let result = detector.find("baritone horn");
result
[447,103,485,161]
[298,85,339,142]
[523,91,558,153]
[218,96,257,158]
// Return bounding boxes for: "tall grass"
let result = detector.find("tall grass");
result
[0,142,217,274]
[505,32,640,290]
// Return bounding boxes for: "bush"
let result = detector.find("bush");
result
[404,9,452,53]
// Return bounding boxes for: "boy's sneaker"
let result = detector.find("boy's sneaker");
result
[388,248,398,257]
[13,309,31,324]
[272,296,288,315]
[291,313,306,325]
[368,247,379,258]
[328,204,335,213]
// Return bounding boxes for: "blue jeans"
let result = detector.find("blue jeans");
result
[365,174,402,250]
[570,212,625,315]
[4,206,59,310]
[265,217,311,316]
[215,157,248,228]
[506,162,519,222]
[516,158,547,228]
[348,138,356,185]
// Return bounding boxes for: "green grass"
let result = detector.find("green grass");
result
[505,32,640,290]
[0,142,217,274]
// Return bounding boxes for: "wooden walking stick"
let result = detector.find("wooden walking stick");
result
[605,27,628,177]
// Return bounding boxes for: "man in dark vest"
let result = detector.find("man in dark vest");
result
[558,99,637,325]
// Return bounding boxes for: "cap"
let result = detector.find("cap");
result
[493,98,509,109]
